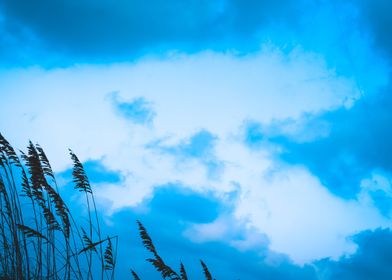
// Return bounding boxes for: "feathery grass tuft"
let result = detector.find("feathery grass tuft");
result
[69,150,92,194]
[17,224,48,241]
[200,260,214,280]
[104,238,115,271]
[180,263,188,280]
[0,134,117,280]
[136,220,180,279]
[131,270,141,280]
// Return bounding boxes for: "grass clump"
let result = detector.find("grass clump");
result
[0,133,215,279]
[0,133,117,280]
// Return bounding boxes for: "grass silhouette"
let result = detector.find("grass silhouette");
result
[0,133,215,279]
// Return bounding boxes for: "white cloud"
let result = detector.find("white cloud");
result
[0,47,380,264]
[231,164,392,264]
[0,46,358,160]
[182,140,392,264]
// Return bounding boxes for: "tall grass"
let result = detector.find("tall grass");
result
[0,133,117,280]
[0,133,216,280]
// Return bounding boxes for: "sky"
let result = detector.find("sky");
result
[1,0,392,279]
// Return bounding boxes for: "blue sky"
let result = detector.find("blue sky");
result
[1,0,392,279]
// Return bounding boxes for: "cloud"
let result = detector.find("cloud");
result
[1,0,389,91]
[0,47,355,165]
[316,228,392,279]
[101,181,392,279]
[0,48,381,265]
[271,84,392,198]
[111,92,156,125]
[0,0,302,62]
[351,0,392,60]
[231,163,391,264]
[359,171,392,218]
[149,129,223,179]
[102,185,318,280]
[0,9,41,66]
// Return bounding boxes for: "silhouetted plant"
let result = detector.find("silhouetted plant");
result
[0,133,117,280]
[0,133,217,280]
[180,263,188,280]
[135,220,216,280]
[200,260,215,280]
[131,270,141,280]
